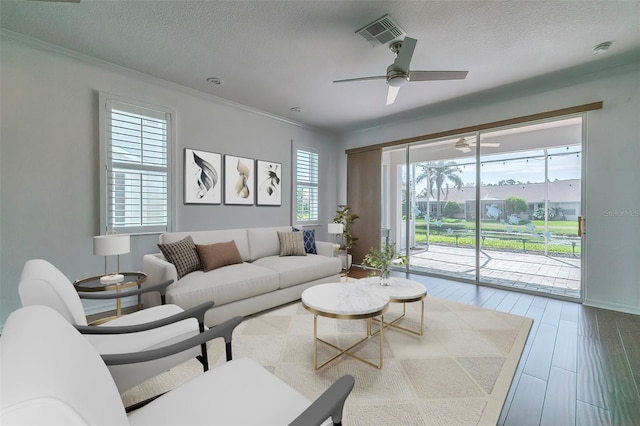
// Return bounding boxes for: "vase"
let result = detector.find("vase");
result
[379,269,390,286]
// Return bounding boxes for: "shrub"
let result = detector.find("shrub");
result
[443,201,461,218]
[505,196,528,216]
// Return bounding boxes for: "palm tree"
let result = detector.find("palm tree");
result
[416,161,464,219]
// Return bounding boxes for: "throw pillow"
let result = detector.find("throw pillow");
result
[277,231,307,256]
[292,227,317,254]
[157,236,202,279]
[195,241,243,272]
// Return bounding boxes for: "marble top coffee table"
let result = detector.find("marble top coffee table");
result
[301,282,389,370]
[359,276,427,336]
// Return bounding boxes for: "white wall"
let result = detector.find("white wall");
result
[0,35,338,327]
[338,62,640,315]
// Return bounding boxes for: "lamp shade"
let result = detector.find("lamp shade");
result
[327,223,343,234]
[93,234,130,256]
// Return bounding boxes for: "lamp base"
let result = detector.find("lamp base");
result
[100,274,124,284]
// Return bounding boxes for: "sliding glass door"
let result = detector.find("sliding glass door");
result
[382,116,583,299]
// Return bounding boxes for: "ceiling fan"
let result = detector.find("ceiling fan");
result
[454,137,501,153]
[333,37,468,105]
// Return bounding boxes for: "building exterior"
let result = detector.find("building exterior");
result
[416,178,581,221]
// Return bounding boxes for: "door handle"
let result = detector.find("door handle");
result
[578,216,585,236]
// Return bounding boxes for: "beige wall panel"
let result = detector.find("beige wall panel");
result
[347,149,381,264]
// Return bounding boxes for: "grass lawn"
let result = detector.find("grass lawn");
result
[412,218,580,255]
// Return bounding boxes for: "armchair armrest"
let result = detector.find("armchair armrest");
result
[289,374,355,426]
[75,301,214,335]
[100,315,243,366]
[77,279,174,304]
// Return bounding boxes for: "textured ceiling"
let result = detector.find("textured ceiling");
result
[2,0,639,133]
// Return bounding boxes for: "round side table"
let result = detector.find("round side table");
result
[359,276,427,336]
[74,272,147,324]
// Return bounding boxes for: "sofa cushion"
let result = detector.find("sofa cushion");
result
[277,231,306,256]
[292,227,317,254]
[253,254,342,289]
[166,263,279,309]
[157,236,202,279]
[195,241,243,272]
[246,226,291,260]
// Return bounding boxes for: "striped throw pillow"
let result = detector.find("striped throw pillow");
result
[277,231,307,256]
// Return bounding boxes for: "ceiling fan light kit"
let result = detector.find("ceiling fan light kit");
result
[455,138,472,153]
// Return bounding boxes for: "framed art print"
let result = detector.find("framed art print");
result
[184,149,221,204]
[256,160,282,206]
[224,155,254,205]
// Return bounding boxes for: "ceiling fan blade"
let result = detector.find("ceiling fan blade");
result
[409,70,468,81]
[394,37,417,73]
[333,76,386,83]
[386,85,400,105]
[469,141,501,147]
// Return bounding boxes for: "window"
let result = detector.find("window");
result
[295,148,319,224]
[100,95,173,234]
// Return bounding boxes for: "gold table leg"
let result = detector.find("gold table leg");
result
[371,299,425,336]
[313,314,384,370]
[116,285,122,317]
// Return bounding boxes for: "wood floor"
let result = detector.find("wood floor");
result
[378,269,640,426]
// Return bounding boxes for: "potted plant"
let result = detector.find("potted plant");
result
[362,243,407,286]
[332,205,359,271]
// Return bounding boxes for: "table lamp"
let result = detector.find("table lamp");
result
[93,234,130,284]
[327,223,343,257]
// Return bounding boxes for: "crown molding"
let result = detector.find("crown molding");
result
[1,29,328,133]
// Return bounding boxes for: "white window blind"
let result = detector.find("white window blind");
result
[295,148,319,223]
[101,97,172,234]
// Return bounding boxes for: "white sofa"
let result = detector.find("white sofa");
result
[143,226,342,326]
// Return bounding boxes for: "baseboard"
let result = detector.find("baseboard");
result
[583,298,640,315]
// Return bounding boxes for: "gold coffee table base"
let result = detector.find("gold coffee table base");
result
[312,314,385,370]
[370,299,425,337]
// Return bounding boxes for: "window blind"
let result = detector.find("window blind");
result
[104,99,170,233]
[296,148,319,223]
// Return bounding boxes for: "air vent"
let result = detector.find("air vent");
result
[356,14,406,47]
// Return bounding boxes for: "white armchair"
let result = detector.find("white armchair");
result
[18,259,241,394]
[1,306,355,426]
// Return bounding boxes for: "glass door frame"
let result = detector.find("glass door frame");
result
[390,114,585,301]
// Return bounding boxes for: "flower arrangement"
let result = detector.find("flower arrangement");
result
[362,243,407,286]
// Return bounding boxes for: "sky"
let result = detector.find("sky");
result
[418,145,582,188]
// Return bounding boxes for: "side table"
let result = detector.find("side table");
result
[359,276,427,336]
[74,272,147,324]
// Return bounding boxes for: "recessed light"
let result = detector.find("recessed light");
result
[206,77,224,85]
[593,41,613,54]
[290,107,302,113]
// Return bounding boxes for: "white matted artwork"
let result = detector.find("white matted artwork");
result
[224,155,254,205]
[256,160,282,206]
[184,149,221,204]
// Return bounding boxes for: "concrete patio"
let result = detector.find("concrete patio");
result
[407,244,581,299]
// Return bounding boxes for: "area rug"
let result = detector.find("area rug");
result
[122,296,532,425]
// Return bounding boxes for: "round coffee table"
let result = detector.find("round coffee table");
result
[301,282,388,370]
[359,276,427,336]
